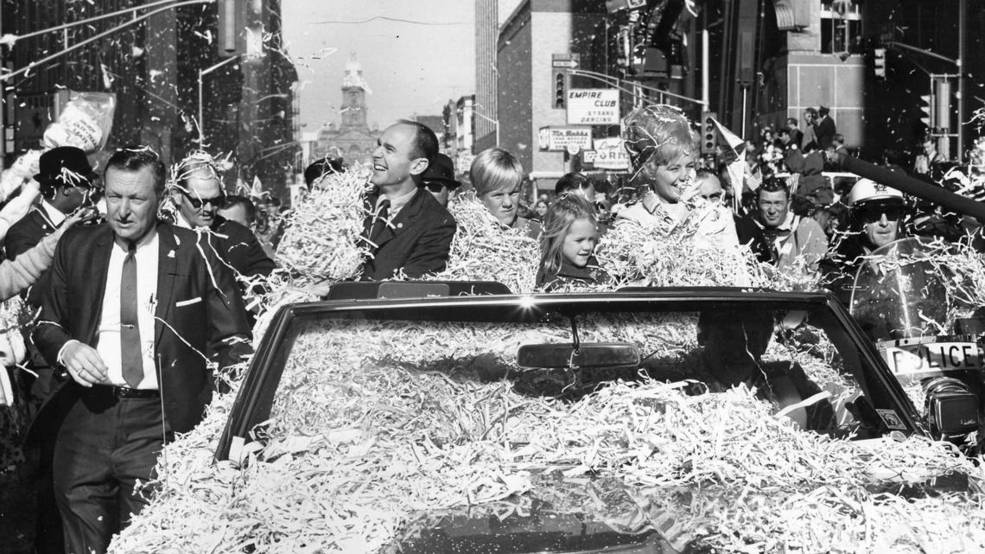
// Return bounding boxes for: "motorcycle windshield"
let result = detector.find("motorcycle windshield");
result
[849,237,950,341]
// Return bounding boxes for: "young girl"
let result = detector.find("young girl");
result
[536,194,608,291]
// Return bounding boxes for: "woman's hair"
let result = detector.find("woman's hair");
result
[622,104,695,172]
[539,194,598,278]
[470,148,524,197]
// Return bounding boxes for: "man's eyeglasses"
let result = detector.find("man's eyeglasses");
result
[179,189,225,209]
[856,203,904,224]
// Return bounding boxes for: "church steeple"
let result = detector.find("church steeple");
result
[341,52,369,130]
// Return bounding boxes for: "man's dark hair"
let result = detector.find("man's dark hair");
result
[304,156,344,188]
[221,195,257,225]
[818,106,830,117]
[694,168,717,181]
[396,119,439,161]
[555,172,592,195]
[105,146,167,196]
[756,175,789,201]
[805,107,818,118]
[833,133,844,145]
[786,117,798,126]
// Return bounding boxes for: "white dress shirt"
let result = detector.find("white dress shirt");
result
[95,230,160,389]
[39,199,67,227]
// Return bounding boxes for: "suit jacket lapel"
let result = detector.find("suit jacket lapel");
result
[154,223,179,346]
[83,225,115,344]
[374,188,425,250]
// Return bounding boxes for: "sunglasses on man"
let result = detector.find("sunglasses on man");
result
[179,188,225,210]
[855,203,904,224]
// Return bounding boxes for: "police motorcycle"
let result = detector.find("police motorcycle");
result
[845,180,984,452]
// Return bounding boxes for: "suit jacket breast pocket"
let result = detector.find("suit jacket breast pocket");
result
[175,296,204,308]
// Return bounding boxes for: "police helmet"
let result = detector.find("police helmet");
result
[847,178,903,207]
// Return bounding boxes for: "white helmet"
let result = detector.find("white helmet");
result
[847,178,903,206]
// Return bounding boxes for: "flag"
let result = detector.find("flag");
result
[712,117,746,156]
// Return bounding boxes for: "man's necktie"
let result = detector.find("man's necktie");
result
[120,242,143,388]
[368,199,390,249]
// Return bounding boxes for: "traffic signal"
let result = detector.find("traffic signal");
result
[553,70,568,109]
[701,112,718,155]
[873,48,886,78]
[919,93,934,129]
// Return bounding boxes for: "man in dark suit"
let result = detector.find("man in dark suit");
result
[814,106,837,151]
[171,154,276,284]
[33,147,251,554]
[362,120,456,280]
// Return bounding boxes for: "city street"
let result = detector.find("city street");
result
[1,1,985,553]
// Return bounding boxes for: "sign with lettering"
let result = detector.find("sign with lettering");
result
[544,127,593,152]
[566,89,620,126]
[879,337,984,382]
[592,137,630,170]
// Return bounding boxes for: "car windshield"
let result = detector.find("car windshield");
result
[261,301,895,446]
[207,295,924,551]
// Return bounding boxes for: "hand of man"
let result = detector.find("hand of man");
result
[60,340,109,387]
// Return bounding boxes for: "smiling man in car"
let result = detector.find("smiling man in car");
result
[362,120,456,280]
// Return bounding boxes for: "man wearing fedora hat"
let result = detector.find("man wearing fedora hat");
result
[420,152,461,207]
[5,146,97,263]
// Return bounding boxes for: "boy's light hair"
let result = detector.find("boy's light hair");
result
[470,147,524,197]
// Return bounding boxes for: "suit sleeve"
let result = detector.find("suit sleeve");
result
[401,214,457,278]
[4,222,35,261]
[200,236,253,370]
[32,231,75,367]
[221,223,276,278]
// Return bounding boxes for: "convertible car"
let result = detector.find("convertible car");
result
[109,285,985,553]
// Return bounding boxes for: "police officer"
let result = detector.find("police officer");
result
[821,178,905,307]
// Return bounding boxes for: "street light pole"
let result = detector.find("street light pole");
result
[198,54,240,147]
[471,107,499,147]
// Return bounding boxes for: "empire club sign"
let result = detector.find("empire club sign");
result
[566,88,620,126]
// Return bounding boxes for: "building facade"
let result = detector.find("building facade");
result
[497,0,606,193]
[441,95,478,177]
[311,56,380,165]
[474,0,499,152]
[3,0,298,198]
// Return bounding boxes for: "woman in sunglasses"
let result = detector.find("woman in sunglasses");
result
[820,178,906,306]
